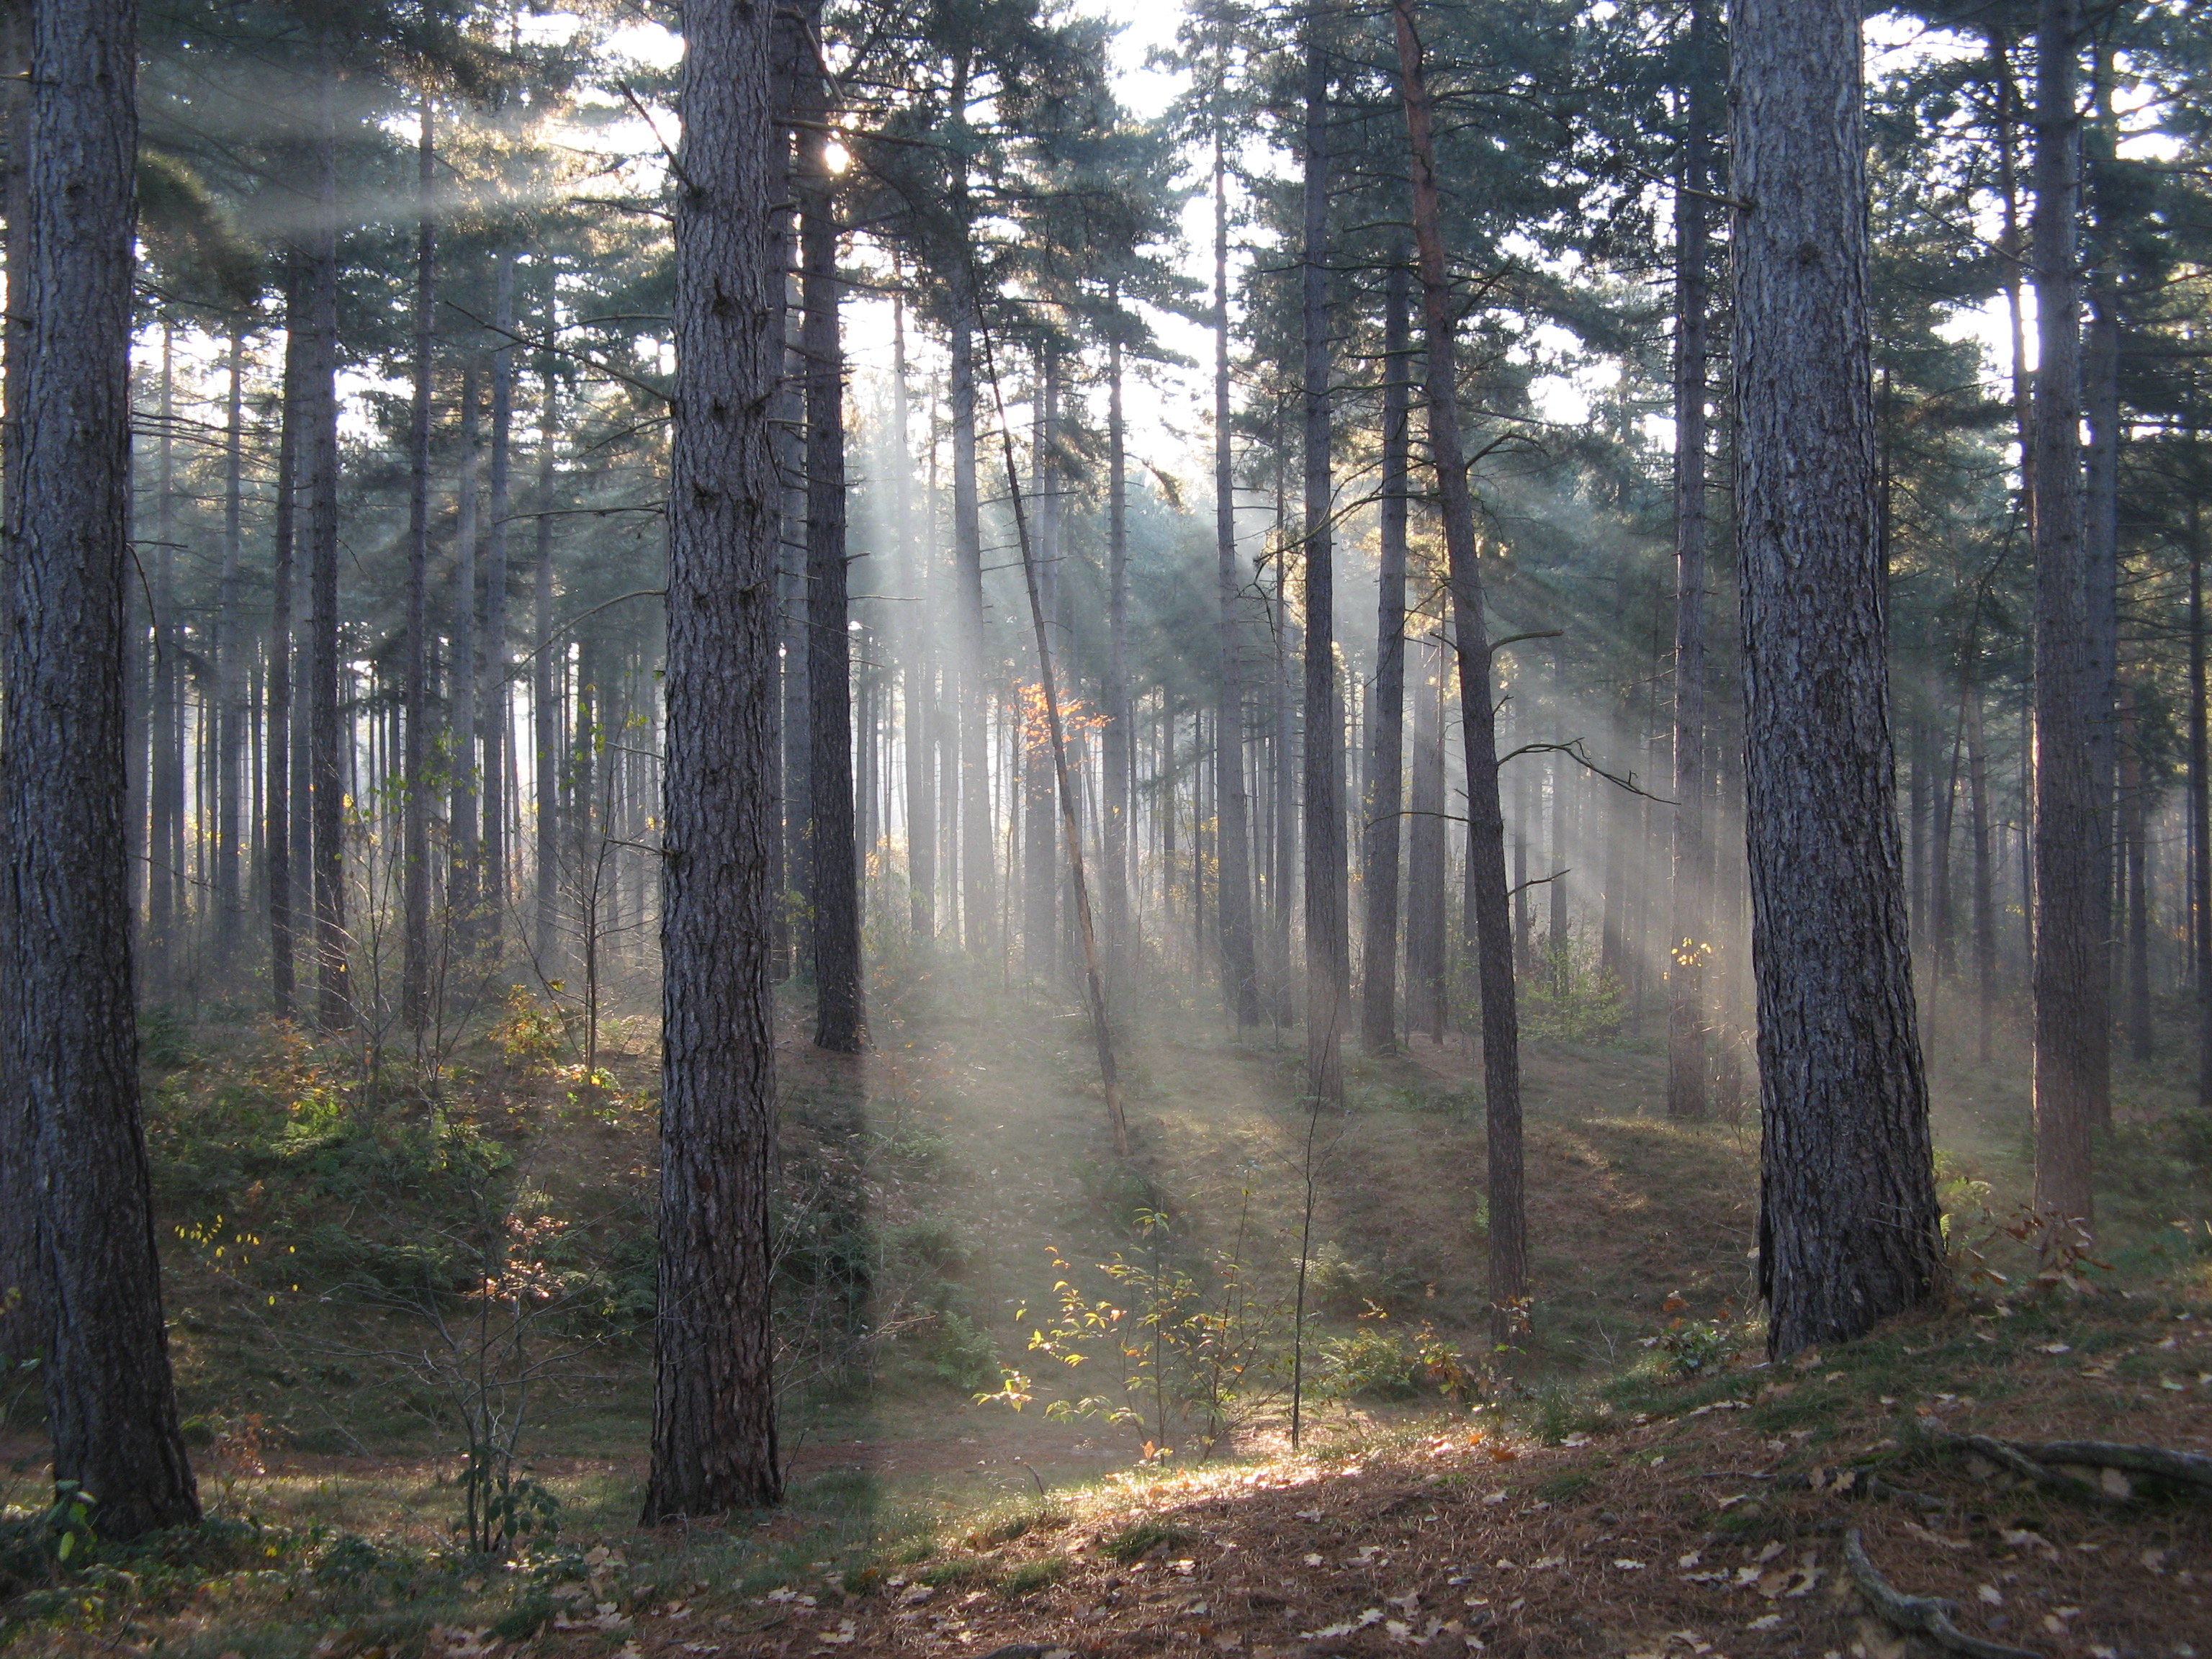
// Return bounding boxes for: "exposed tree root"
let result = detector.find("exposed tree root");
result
[1920,1424,2116,1503]
[1843,1528,2044,1659]
[2006,1439,2212,1493]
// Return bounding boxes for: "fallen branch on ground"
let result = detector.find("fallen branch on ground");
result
[1843,1527,2043,1659]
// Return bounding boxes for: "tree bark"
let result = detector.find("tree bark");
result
[1404,626,1446,1040]
[5,0,202,1537]
[1106,323,1132,977]
[401,99,435,1031]
[799,36,863,1053]
[2030,0,2098,1235]
[1214,126,1259,1025]
[147,322,179,996]
[1967,675,1995,1063]
[450,361,481,931]
[1300,27,1348,1109]
[307,55,349,1030]
[269,271,303,1020]
[534,346,559,974]
[480,250,516,948]
[1395,0,1527,1339]
[214,321,247,974]
[642,0,783,1521]
[1026,351,1060,980]
[1360,252,1411,1053]
[1730,0,1944,1354]
[892,290,932,938]
[1668,0,1716,1120]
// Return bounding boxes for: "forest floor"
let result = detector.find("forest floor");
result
[2,955,2210,1658]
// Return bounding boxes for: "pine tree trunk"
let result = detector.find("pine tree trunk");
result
[1668,0,1715,1120]
[2193,526,2211,1106]
[2122,686,2152,1061]
[0,0,32,1370]
[450,362,481,930]
[214,322,247,974]
[1395,0,1526,1337]
[1213,129,1259,1025]
[534,356,559,974]
[1360,253,1411,1053]
[401,100,435,1031]
[643,0,783,1520]
[147,322,179,997]
[4,0,201,1535]
[1026,353,1060,980]
[892,292,933,938]
[1300,30,1347,1108]
[481,251,516,949]
[1105,327,1132,976]
[2082,269,2120,1125]
[1730,0,1943,1354]
[1967,675,1996,1062]
[307,58,349,1030]
[269,271,302,1019]
[1404,628,1446,1040]
[799,48,863,1053]
[2030,0,2098,1233]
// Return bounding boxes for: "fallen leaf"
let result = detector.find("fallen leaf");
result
[1977,1586,2003,1606]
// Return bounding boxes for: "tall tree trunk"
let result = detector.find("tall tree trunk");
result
[947,153,991,959]
[1730,0,1943,1354]
[481,250,516,949]
[307,58,349,1030]
[1668,0,1715,1120]
[2193,522,2211,1106]
[533,352,559,973]
[799,41,863,1052]
[1300,28,1347,1108]
[269,271,303,1019]
[1395,0,1527,1338]
[2122,686,2151,1061]
[642,0,783,1521]
[1360,252,1411,1053]
[1102,325,1133,981]
[1025,351,1059,979]
[450,362,481,930]
[4,0,201,1535]
[1404,626,1446,1040]
[893,290,933,938]
[0,0,34,1372]
[2030,0,2097,1235]
[147,321,179,996]
[214,321,247,974]
[401,99,435,1031]
[1213,127,1259,1025]
[2082,43,2121,1119]
[1967,675,1996,1062]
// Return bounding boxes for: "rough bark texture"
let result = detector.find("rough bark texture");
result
[1667,0,1715,1121]
[2029,0,2097,1234]
[5,0,201,1537]
[1026,354,1060,981]
[800,48,863,1053]
[1300,30,1348,1109]
[1395,0,1527,1339]
[1360,253,1411,1054]
[1105,328,1132,974]
[480,252,517,947]
[642,0,783,1522]
[1729,0,1943,1355]
[1214,130,1259,1025]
